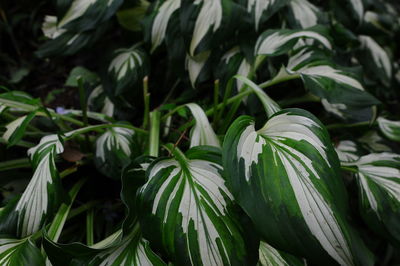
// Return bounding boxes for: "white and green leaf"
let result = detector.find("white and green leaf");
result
[335,140,360,163]
[288,0,321,29]
[255,27,332,56]
[344,153,400,245]
[223,109,374,265]
[109,48,145,82]
[0,238,44,265]
[259,241,305,266]
[15,134,65,237]
[2,111,37,147]
[377,117,400,142]
[348,0,364,23]
[359,131,392,153]
[185,103,220,148]
[138,145,254,265]
[186,51,210,87]
[247,0,290,31]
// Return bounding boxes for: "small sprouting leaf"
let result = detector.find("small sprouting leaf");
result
[95,127,135,179]
[358,35,392,84]
[287,0,321,29]
[15,134,65,237]
[223,109,374,265]
[0,238,44,265]
[185,103,220,148]
[246,0,290,31]
[377,117,400,142]
[138,145,256,265]
[259,241,305,266]
[344,153,400,246]
[65,66,99,87]
[255,26,332,56]
[2,111,37,147]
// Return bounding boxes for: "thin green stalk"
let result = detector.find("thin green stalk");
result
[278,93,320,107]
[0,158,30,171]
[68,200,100,220]
[66,123,148,139]
[142,76,150,129]
[212,80,220,127]
[77,78,91,150]
[340,166,358,173]
[149,111,161,157]
[0,137,34,148]
[86,209,95,245]
[213,78,233,128]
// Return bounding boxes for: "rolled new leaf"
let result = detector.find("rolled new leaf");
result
[377,117,400,142]
[138,145,257,265]
[344,153,400,246]
[223,108,374,265]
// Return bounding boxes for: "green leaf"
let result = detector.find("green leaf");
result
[344,153,400,246]
[246,0,290,31]
[255,26,332,56]
[0,238,44,265]
[65,66,99,87]
[377,117,400,142]
[94,127,135,179]
[335,140,360,163]
[185,103,220,148]
[258,241,305,266]
[116,1,149,32]
[359,131,392,153]
[15,134,65,237]
[186,51,210,87]
[2,111,37,147]
[138,145,256,265]
[223,109,374,265]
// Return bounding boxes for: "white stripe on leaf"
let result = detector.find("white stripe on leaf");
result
[377,117,400,142]
[186,51,210,87]
[2,115,27,142]
[108,50,144,80]
[289,0,319,28]
[96,127,134,162]
[151,0,181,52]
[359,35,392,80]
[335,141,360,163]
[185,103,220,148]
[349,0,364,22]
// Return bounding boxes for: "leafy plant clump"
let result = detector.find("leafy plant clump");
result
[1,0,400,265]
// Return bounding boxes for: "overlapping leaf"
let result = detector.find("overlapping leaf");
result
[258,241,305,266]
[223,108,374,265]
[0,238,44,265]
[377,117,400,142]
[287,0,322,29]
[246,0,290,31]
[138,145,255,265]
[343,153,400,246]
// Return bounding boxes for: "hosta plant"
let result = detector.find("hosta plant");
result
[0,0,400,265]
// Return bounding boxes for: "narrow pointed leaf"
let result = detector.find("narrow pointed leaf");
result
[246,0,290,31]
[186,51,210,87]
[138,145,256,265]
[288,0,321,29]
[2,111,37,147]
[0,238,44,265]
[185,103,220,148]
[259,241,305,266]
[223,109,374,265]
[255,26,332,56]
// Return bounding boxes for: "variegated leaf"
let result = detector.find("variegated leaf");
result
[359,131,392,153]
[218,47,252,90]
[335,140,360,163]
[149,0,181,52]
[186,51,210,87]
[88,85,115,117]
[259,241,305,266]
[0,238,44,265]
[287,48,380,118]
[288,0,321,29]
[344,153,400,245]
[2,111,37,147]
[377,117,400,142]
[348,0,364,23]
[358,35,392,84]
[185,103,220,148]
[15,134,65,237]
[234,75,281,118]
[138,145,254,265]
[223,109,374,265]
[95,127,135,179]
[255,26,332,56]
[247,0,290,31]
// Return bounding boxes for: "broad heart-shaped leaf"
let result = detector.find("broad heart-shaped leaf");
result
[223,109,374,265]
[185,103,220,148]
[94,127,135,179]
[138,145,257,265]
[0,238,44,265]
[377,117,400,142]
[246,0,290,31]
[103,46,148,109]
[287,0,322,29]
[343,153,400,247]
[14,134,65,237]
[258,241,305,266]
[255,26,332,56]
